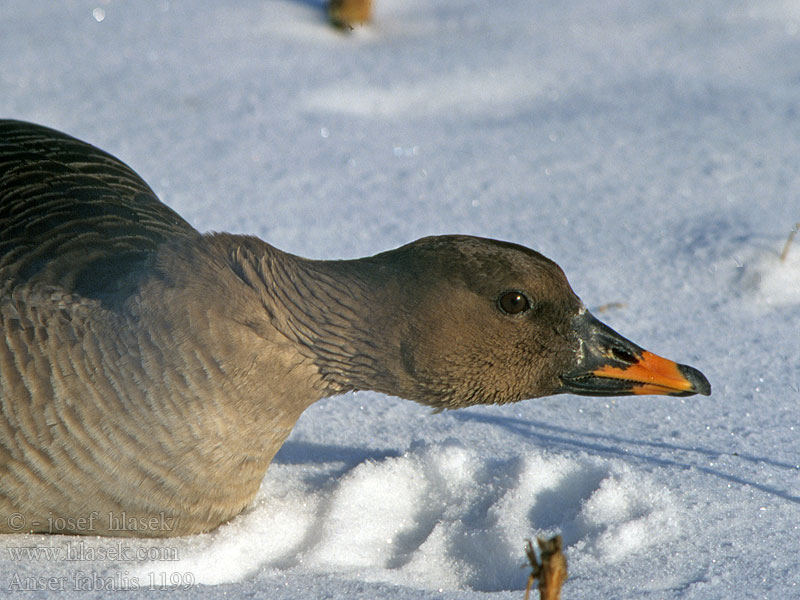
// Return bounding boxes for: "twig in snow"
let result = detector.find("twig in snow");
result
[523,536,567,600]
[779,222,800,261]
[593,301,626,313]
[328,0,372,29]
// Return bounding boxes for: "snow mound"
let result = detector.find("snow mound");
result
[131,441,681,592]
[737,236,800,308]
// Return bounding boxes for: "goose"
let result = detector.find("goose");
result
[0,120,710,537]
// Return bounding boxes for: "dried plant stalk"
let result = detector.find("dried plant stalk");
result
[594,301,626,313]
[329,0,372,28]
[779,223,799,261]
[524,535,568,600]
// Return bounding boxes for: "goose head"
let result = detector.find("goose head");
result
[294,235,710,409]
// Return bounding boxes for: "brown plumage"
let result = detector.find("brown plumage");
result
[0,120,709,537]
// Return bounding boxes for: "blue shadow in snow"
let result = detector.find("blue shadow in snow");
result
[450,410,800,505]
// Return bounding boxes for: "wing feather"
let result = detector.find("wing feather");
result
[0,120,199,303]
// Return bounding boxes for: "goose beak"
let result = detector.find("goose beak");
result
[559,311,711,397]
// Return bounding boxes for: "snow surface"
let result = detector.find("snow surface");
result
[1,0,799,598]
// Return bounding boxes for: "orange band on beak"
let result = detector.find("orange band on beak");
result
[592,350,698,395]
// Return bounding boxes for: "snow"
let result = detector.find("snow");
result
[740,240,800,307]
[1,0,799,598]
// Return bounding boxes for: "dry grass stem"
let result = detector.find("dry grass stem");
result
[523,535,568,600]
[779,223,799,261]
[328,0,372,29]
[593,301,626,313]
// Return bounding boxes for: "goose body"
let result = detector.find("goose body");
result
[0,120,709,537]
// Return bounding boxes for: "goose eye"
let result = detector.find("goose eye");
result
[498,291,530,315]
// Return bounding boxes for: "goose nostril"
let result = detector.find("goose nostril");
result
[610,346,638,364]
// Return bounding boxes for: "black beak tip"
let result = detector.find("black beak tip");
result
[561,310,712,398]
[678,363,712,396]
